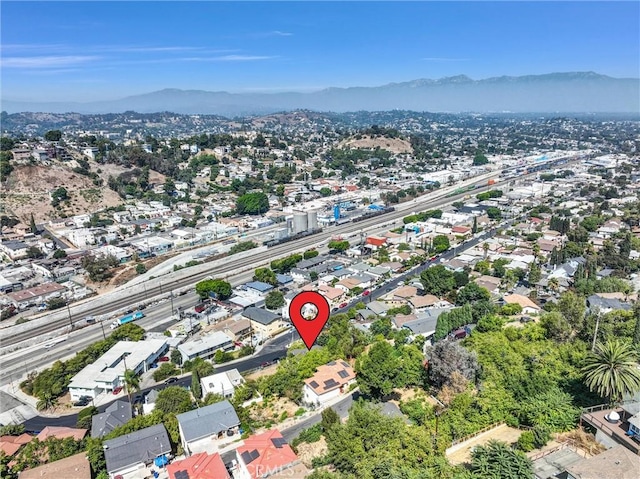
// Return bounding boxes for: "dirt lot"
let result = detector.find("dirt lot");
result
[2,163,123,223]
[296,437,328,468]
[338,135,413,154]
[249,396,300,424]
[447,424,523,465]
[245,364,279,380]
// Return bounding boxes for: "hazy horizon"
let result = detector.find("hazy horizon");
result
[1,2,638,103]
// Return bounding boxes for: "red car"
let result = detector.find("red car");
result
[195,304,206,313]
[339,302,348,309]
[158,356,169,362]
[362,290,370,296]
[112,386,123,395]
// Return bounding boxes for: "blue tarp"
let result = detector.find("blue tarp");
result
[154,455,168,467]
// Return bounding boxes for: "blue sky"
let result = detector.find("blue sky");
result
[1,1,638,102]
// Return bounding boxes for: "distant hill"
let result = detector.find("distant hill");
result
[2,72,638,116]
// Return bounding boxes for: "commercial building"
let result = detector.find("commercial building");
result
[68,339,168,400]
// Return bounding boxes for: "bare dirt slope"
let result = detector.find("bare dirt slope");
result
[1,164,123,223]
[338,135,413,154]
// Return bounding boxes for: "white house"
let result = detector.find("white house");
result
[302,360,356,407]
[200,369,245,399]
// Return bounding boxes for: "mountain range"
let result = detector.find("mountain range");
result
[2,72,638,116]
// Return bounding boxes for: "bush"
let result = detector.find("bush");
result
[152,363,179,382]
[516,431,536,452]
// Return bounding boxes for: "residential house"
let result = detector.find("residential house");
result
[92,400,132,438]
[201,369,245,399]
[474,275,502,295]
[0,240,28,261]
[18,452,91,479]
[5,282,67,308]
[36,426,87,442]
[364,236,387,251]
[409,295,450,311]
[103,424,171,478]
[177,332,234,362]
[244,281,274,297]
[402,309,449,340]
[242,307,286,338]
[302,360,356,407]
[142,389,160,416]
[167,451,230,479]
[587,294,633,314]
[564,445,640,479]
[222,318,252,341]
[0,433,32,457]
[235,429,306,479]
[502,294,541,314]
[177,400,241,455]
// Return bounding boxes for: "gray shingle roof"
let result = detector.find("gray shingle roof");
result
[176,400,240,443]
[242,307,280,325]
[91,400,132,438]
[104,424,170,473]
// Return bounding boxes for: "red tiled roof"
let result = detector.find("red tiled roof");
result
[365,236,386,247]
[36,426,87,442]
[167,452,230,479]
[452,226,471,234]
[237,429,298,479]
[0,433,32,456]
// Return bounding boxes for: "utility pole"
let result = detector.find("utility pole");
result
[100,320,106,340]
[170,291,175,318]
[66,300,73,329]
[592,313,601,351]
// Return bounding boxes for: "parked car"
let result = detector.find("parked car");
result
[339,302,348,309]
[520,316,534,323]
[164,377,179,384]
[73,396,92,407]
[158,356,170,362]
[112,386,123,395]
[84,316,96,324]
[362,290,370,296]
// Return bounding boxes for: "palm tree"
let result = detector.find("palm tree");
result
[123,369,140,405]
[582,339,640,404]
[482,242,489,260]
[36,392,59,411]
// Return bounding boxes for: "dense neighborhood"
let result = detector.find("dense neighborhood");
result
[1,109,640,479]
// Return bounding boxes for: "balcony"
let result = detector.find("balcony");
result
[581,403,640,455]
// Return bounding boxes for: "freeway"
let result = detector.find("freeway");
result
[1,172,500,347]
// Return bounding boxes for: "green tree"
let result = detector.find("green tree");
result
[633,302,640,348]
[191,368,202,400]
[432,234,450,254]
[44,130,62,141]
[195,278,232,300]
[53,249,67,259]
[557,291,586,330]
[455,282,491,306]
[355,341,399,399]
[420,265,456,297]
[0,151,13,181]
[265,290,285,310]
[472,151,489,166]
[29,213,37,234]
[321,407,341,433]
[486,206,502,220]
[425,341,479,388]
[135,263,146,275]
[170,349,183,366]
[582,339,640,403]
[152,362,179,382]
[154,386,194,414]
[327,240,350,252]
[470,440,533,478]
[253,267,278,286]
[76,405,98,429]
[236,192,269,215]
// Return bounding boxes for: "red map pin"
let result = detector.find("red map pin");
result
[289,291,330,349]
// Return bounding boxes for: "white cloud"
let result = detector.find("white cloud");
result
[270,30,293,37]
[1,55,99,68]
